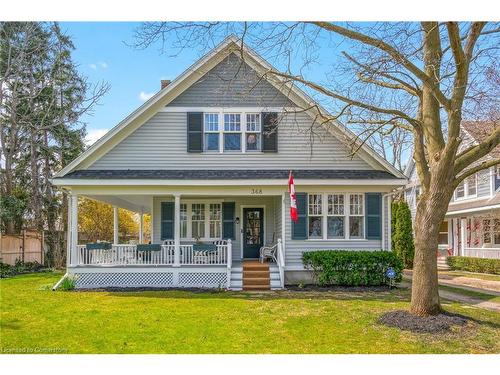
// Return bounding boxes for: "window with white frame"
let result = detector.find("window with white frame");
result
[191,203,205,239]
[180,203,188,238]
[483,218,500,246]
[349,194,364,239]
[204,113,219,151]
[209,203,222,238]
[245,113,261,151]
[455,173,478,199]
[327,194,345,239]
[308,194,323,239]
[223,114,241,151]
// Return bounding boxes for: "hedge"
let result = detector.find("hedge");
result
[302,250,403,286]
[446,256,500,275]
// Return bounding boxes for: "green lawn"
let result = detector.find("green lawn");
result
[1,273,499,354]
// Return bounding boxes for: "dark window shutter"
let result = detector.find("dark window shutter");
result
[292,193,308,240]
[365,193,382,240]
[261,112,278,152]
[187,112,203,152]
[160,202,175,240]
[222,202,235,240]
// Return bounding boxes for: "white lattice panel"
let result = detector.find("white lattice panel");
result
[74,272,174,288]
[178,272,227,287]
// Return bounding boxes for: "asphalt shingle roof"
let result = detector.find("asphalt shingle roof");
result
[59,169,399,180]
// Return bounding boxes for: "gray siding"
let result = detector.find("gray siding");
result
[90,111,371,170]
[153,196,276,260]
[282,191,384,270]
[169,54,294,107]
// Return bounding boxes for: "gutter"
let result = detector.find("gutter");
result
[52,273,68,291]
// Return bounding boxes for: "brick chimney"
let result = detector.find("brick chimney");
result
[161,79,171,90]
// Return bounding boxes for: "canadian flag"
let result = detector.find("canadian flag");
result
[288,171,298,223]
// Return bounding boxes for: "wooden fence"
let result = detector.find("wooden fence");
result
[0,230,45,265]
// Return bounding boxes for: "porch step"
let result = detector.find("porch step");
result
[229,261,282,291]
[437,257,450,270]
[242,260,270,290]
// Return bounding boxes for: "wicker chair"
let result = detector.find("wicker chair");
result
[259,243,277,263]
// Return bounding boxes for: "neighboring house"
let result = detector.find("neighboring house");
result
[52,36,406,290]
[404,122,500,260]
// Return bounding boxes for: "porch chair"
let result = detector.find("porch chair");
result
[259,243,278,263]
[211,240,228,264]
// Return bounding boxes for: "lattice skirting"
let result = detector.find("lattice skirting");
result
[74,272,174,289]
[178,272,227,288]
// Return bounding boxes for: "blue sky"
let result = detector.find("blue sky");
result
[60,22,203,144]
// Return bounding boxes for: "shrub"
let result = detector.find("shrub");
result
[302,250,403,286]
[447,256,500,275]
[392,200,414,269]
[0,260,45,278]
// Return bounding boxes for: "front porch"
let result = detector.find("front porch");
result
[65,191,286,289]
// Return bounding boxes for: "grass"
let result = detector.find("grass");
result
[1,272,499,354]
[439,270,500,282]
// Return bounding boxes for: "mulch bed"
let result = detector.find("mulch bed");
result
[286,285,394,292]
[378,310,469,333]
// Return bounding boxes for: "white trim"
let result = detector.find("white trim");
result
[446,204,500,216]
[53,178,407,187]
[239,204,266,259]
[54,36,404,180]
[160,106,296,113]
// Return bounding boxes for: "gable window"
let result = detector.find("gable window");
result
[224,114,241,151]
[245,113,261,151]
[204,113,219,151]
[327,194,345,239]
[455,173,478,200]
[349,194,364,239]
[308,194,323,239]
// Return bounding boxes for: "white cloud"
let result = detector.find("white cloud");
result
[139,91,155,101]
[99,62,108,69]
[85,128,109,146]
[89,61,109,71]
[89,63,97,70]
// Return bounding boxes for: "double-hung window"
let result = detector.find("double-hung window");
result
[245,113,261,151]
[455,173,477,199]
[209,203,222,238]
[327,194,345,239]
[349,194,364,239]
[308,194,323,239]
[191,203,205,239]
[204,113,219,151]
[224,114,241,151]
[483,218,500,246]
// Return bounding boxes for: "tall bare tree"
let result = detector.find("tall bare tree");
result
[134,22,500,315]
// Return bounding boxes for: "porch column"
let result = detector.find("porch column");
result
[281,192,286,255]
[69,194,78,267]
[460,217,467,257]
[113,206,119,245]
[139,211,144,244]
[173,194,181,267]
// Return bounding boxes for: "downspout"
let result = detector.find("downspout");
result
[52,273,68,291]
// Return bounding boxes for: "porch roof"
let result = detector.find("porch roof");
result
[57,169,400,180]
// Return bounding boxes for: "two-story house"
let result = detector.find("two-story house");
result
[52,36,406,290]
[405,122,500,261]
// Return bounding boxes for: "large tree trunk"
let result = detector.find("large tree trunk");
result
[410,171,455,315]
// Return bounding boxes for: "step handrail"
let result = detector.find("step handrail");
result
[276,238,285,288]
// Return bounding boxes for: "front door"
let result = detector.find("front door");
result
[243,208,264,258]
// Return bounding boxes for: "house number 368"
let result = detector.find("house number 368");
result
[251,188,263,194]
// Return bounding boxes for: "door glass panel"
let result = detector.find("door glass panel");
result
[245,210,262,245]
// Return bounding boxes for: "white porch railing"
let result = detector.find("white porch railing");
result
[463,247,500,259]
[75,243,230,266]
[276,238,285,288]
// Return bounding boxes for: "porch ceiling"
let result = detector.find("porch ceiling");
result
[85,195,152,214]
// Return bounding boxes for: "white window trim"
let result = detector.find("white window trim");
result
[306,193,367,241]
[454,173,478,201]
[179,200,223,241]
[200,110,264,154]
[203,113,220,152]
